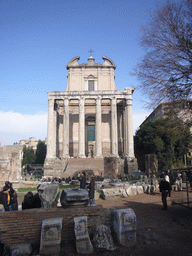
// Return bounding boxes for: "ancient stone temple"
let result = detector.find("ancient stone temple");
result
[44,55,137,177]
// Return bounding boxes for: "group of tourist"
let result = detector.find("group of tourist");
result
[0,182,42,212]
[22,185,41,210]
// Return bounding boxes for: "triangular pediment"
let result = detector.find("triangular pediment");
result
[84,74,97,80]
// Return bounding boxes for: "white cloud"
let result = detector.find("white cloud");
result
[0,111,48,146]
[0,109,150,146]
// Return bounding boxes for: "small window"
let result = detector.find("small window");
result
[88,80,94,91]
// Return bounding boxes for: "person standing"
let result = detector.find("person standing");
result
[87,177,95,206]
[176,170,182,191]
[1,186,10,211]
[159,174,172,210]
[80,172,87,189]
[165,170,171,197]
[8,182,18,211]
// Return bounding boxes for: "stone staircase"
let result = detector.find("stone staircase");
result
[60,158,104,178]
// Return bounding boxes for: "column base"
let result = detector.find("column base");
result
[95,155,103,158]
[62,155,69,159]
[124,156,138,175]
[110,154,119,158]
[78,155,86,158]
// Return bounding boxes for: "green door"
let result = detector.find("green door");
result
[87,125,95,141]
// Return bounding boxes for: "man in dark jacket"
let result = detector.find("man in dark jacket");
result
[87,177,95,206]
[80,172,87,189]
[159,174,172,210]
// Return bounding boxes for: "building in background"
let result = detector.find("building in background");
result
[0,137,39,186]
[141,100,192,130]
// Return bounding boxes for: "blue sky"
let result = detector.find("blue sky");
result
[0,0,179,146]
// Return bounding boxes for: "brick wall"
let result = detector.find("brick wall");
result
[0,205,112,246]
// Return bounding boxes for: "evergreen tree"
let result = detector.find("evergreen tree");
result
[134,118,192,172]
[35,140,47,164]
[22,146,35,167]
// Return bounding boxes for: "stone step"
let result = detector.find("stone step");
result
[61,158,104,178]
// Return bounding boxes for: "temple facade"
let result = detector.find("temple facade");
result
[44,55,137,177]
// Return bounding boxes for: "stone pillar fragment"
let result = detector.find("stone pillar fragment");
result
[95,96,102,157]
[111,97,118,157]
[78,97,86,157]
[92,225,116,251]
[40,217,63,256]
[62,97,69,158]
[46,98,57,159]
[111,208,136,247]
[125,91,135,158]
[74,216,94,254]
[38,184,60,209]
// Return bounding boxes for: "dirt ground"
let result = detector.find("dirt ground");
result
[60,190,192,256]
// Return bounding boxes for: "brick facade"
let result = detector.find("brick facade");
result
[0,206,112,246]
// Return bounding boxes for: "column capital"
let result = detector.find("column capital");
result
[63,97,69,106]
[111,97,117,105]
[125,97,132,106]
[79,96,85,105]
[48,98,54,106]
[96,96,102,105]
[96,96,102,100]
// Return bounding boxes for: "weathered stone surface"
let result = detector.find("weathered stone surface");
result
[95,191,100,200]
[10,243,32,256]
[40,217,63,256]
[60,188,89,208]
[104,157,118,179]
[136,185,144,194]
[111,208,137,247]
[100,188,126,200]
[92,225,116,251]
[126,185,137,196]
[142,185,148,193]
[143,185,151,194]
[74,216,94,254]
[38,184,59,209]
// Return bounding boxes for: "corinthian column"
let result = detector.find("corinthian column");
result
[111,97,118,157]
[78,97,86,158]
[46,98,57,159]
[125,96,135,158]
[95,96,102,157]
[123,100,128,156]
[62,98,69,158]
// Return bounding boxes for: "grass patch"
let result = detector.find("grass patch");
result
[16,184,78,205]
[59,184,78,189]
[18,187,38,192]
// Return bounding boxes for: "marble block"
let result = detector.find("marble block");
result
[111,208,136,247]
[74,216,94,254]
[40,217,63,256]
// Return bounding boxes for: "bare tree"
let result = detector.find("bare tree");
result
[134,1,192,108]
